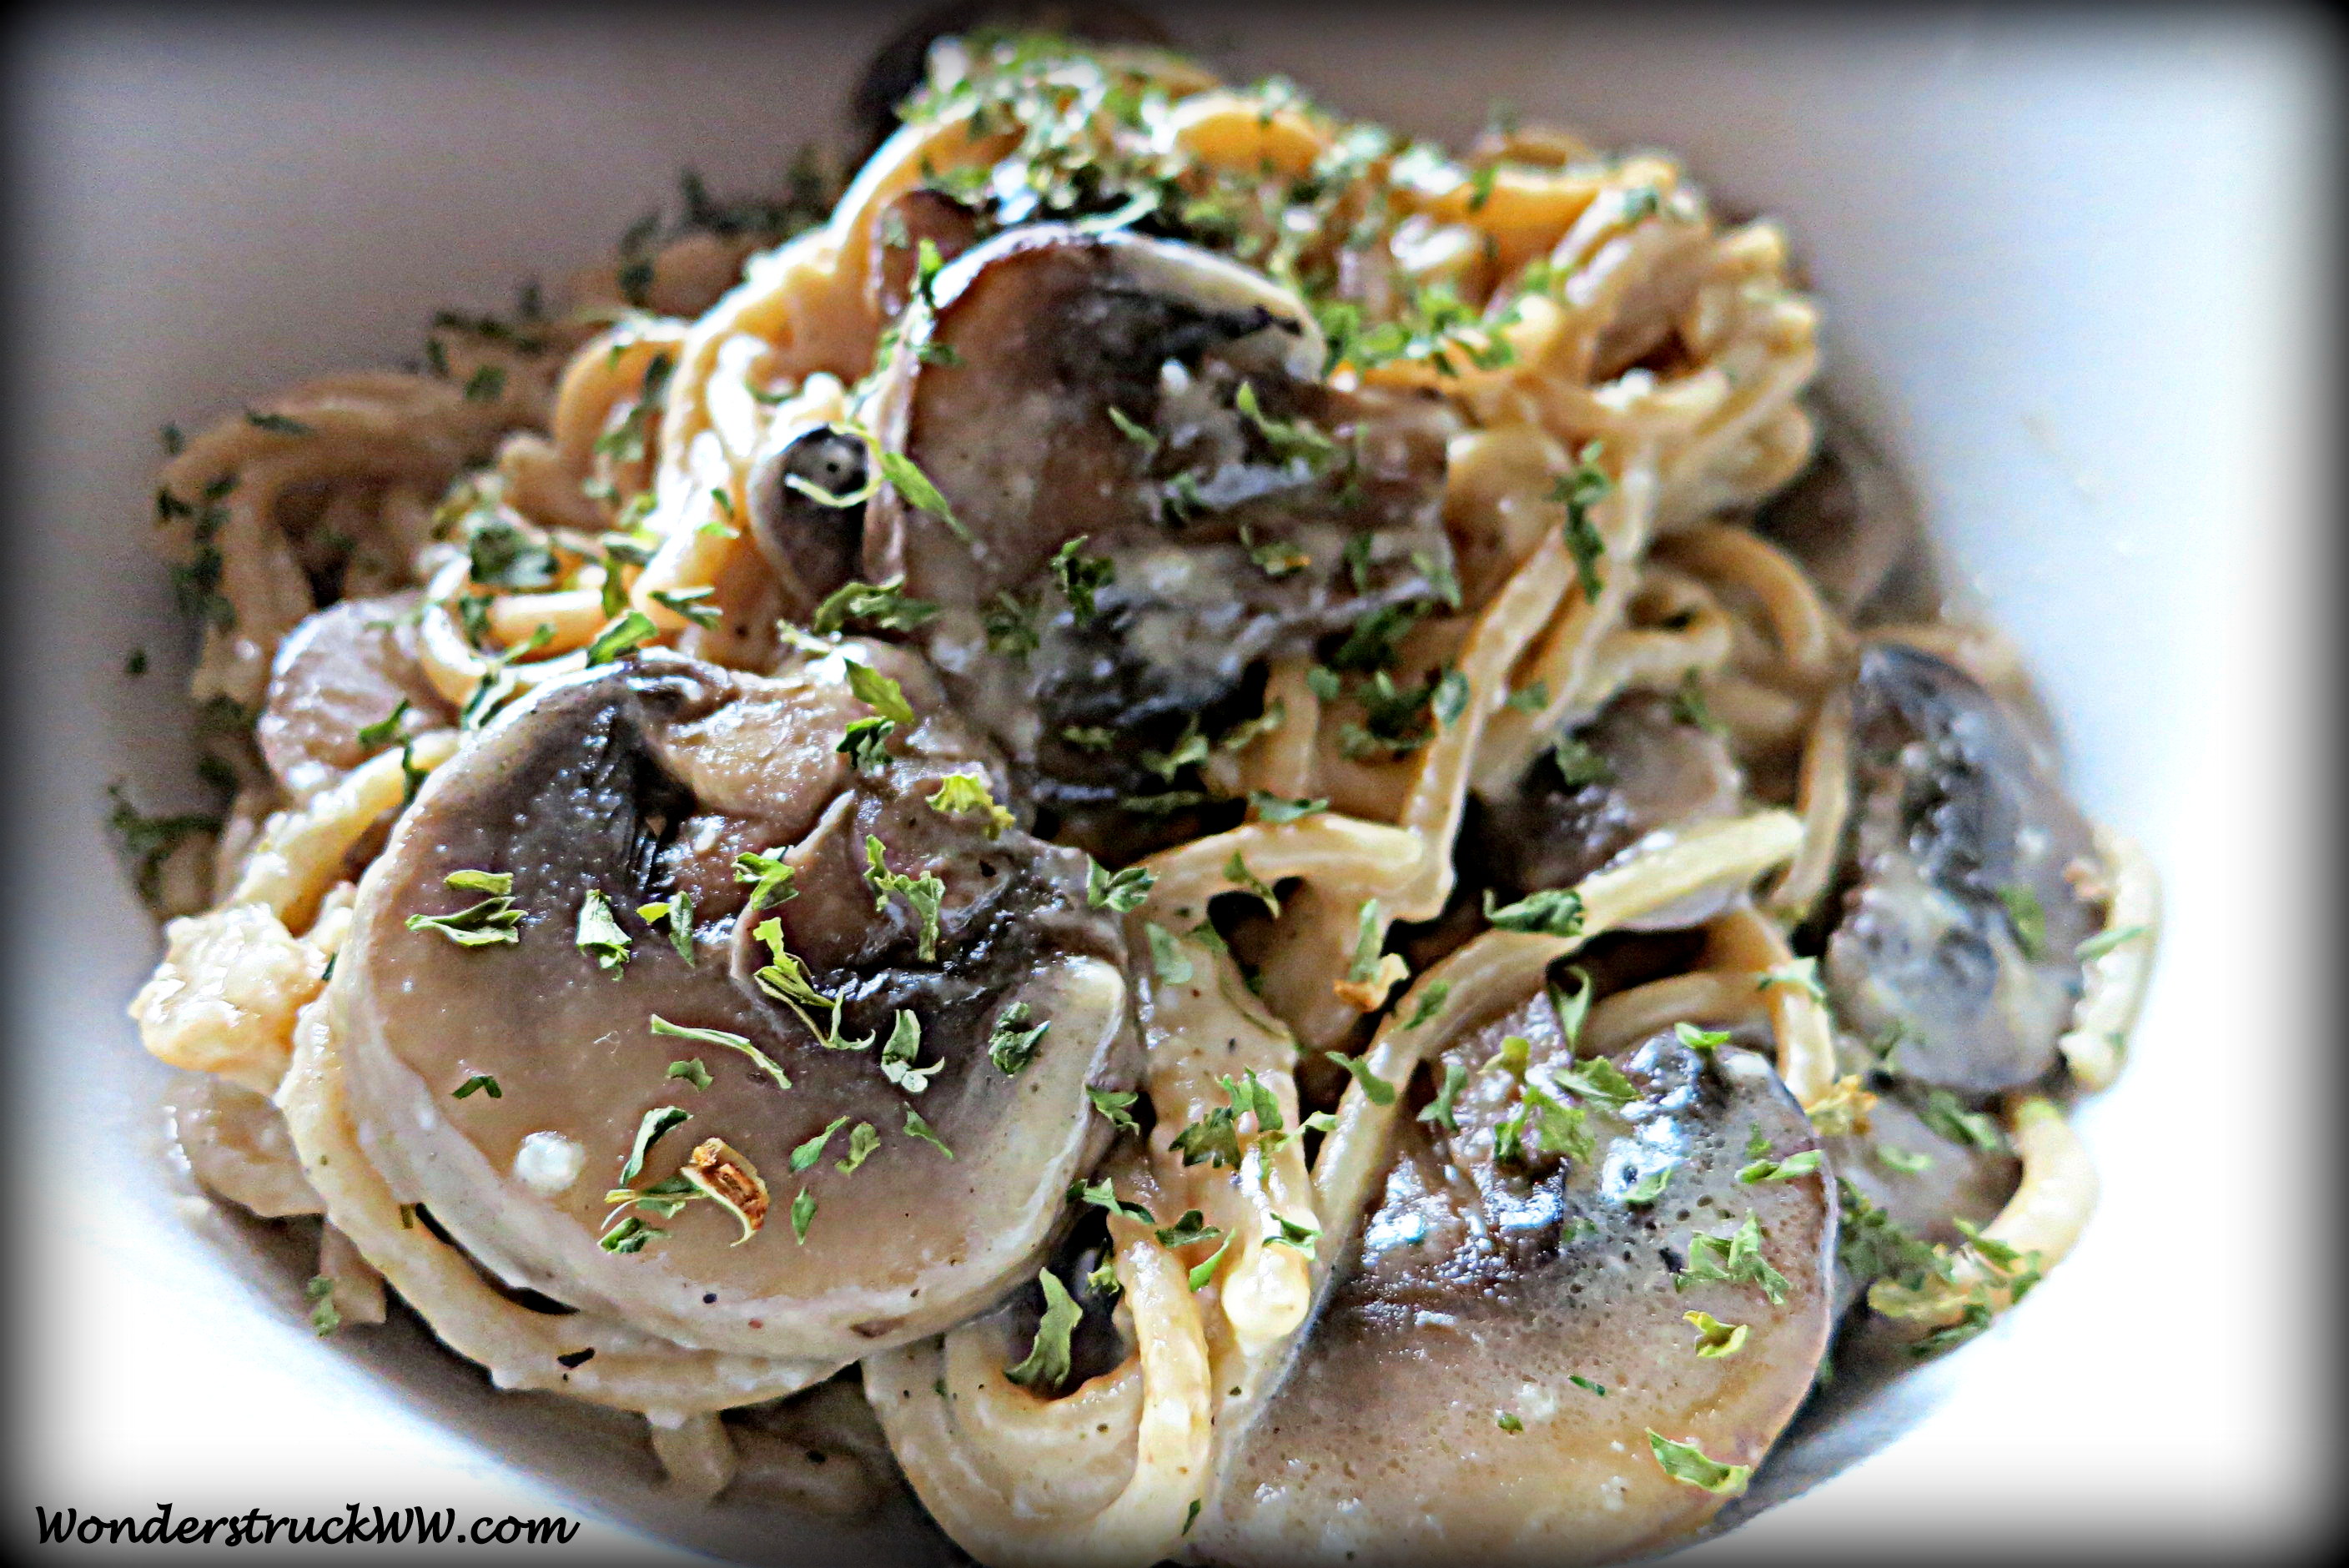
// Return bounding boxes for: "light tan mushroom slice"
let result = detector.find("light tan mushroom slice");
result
[1199,996,1833,1567]
[334,648,1137,1367]
[257,592,454,798]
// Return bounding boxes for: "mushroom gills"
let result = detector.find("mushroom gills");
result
[333,647,1137,1367]
[1823,643,2100,1096]
[1197,987,1834,1567]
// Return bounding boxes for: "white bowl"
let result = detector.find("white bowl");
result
[13,6,2323,1560]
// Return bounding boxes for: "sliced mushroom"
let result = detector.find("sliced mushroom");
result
[257,592,455,798]
[1821,1084,2018,1319]
[332,646,1137,1366]
[1200,991,1834,1565]
[1750,402,1926,624]
[746,424,875,614]
[1822,643,2099,1096]
[865,188,983,321]
[853,224,1455,850]
[1471,692,1748,930]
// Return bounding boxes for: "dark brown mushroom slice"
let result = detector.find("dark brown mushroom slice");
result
[1470,691,1747,928]
[257,592,455,797]
[1821,1085,2018,1321]
[1750,402,1929,624]
[865,188,983,321]
[332,648,1137,1367]
[746,424,874,614]
[854,224,1456,853]
[1200,996,1835,1565]
[1822,643,2099,1096]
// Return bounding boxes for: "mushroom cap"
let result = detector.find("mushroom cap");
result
[334,648,1137,1364]
[258,592,453,798]
[863,223,1333,611]
[1199,992,1835,1566]
[1473,691,1748,930]
[854,223,1456,854]
[1823,643,2099,1095]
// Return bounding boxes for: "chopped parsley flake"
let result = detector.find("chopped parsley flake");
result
[1248,791,1328,824]
[877,449,968,540]
[600,1216,663,1254]
[1555,443,1610,602]
[1186,1234,1235,1292]
[1995,883,2049,960]
[1647,1430,1750,1495]
[304,1275,340,1336]
[575,890,631,972]
[1417,1058,1468,1129]
[618,1105,692,1184]
[1405,981,1453,1030]
[836,1122,880,1173]
[790,1115,851,1173]
[1921,1088,2005,1153]
[2075,923,2149,962]
[837,716,897,772]
[1048,535,1115,624]
[732,851,797,918]
[650,1014,791,1088]
[1547,965,1594,1047]
[1325,1051,1397,1106]
[809,576,940,636]
[650,586,722,628]
[1676,1022,1730,1054]
[880,1008,942,1093]
[988,1001,1049,1075]
[637,892,697,965]
[843,661,915,726]
[1004,1269,1082,1390]
[1738,1148,1823,1184]
[902,1105,954,1158]
[586,609,658,665]
[452,1075,501,1100]
[1482,886,1585,937]
[1069,1178,1156,1227]
[863,836,946,961]
[927,773,1014,837]
[1087,1087,1142,1133]
[1144,922,1194,985]
[1154,1209,1223,1249]
[406,870,524,946]
[1675,1213,1790,1304]
[1686,1309,1749,1357]
[1084,857,1155,914]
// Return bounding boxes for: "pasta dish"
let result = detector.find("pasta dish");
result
[120,28,2160,1565]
